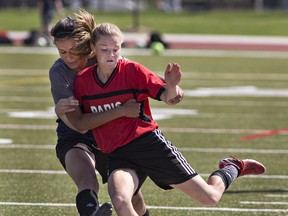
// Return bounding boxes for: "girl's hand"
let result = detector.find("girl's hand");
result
[120,99,140,118]
[164,63,182,88]
[55,96,79,116]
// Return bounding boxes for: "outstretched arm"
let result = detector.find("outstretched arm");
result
[65,99,140,131]
[160,63,183,105]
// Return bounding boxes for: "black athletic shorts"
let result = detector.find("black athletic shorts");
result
[56,136,109,183]
[108,129,198,190]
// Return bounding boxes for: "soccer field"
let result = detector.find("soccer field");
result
[0,46,287,216]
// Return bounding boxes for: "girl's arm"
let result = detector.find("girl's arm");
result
[65,99,140,131]
[160,63,183,105]
[55,96,88,134]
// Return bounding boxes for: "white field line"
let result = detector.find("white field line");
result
[0,143,287,155]
[0,169,66,174]
[265,194,288,198]
[2,46,288,59]
[0,144,54,149]
[179,99,288,107]
[2,98,288,107]
[3,68,288,80]
[1,202,286,213]
[0,124,278,134]
[0,96,52,102]
[181,72,288,80]
[2,109,288,120]
[178,148,288,154]
[240,201,288,205]
[185,86,288,98]
[0,69,47,75]
[0,169,287,180]
[147,206,288,212]
[0,124,56,129]
[0,202,74,206]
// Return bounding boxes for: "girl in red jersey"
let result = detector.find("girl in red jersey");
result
[66,23,265,216]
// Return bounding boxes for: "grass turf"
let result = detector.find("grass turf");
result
[0,47,287,215]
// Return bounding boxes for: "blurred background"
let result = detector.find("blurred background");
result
[1,0,288,49]
[1,0,288,11]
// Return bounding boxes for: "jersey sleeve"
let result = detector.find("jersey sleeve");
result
[49,61,74,104]
[132,62,166,101]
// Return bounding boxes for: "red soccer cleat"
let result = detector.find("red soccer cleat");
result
[219,155,266,177]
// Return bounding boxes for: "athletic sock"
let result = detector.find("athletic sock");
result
[142,209,150,216]
[76,189,99,216]
[210,165,238,190]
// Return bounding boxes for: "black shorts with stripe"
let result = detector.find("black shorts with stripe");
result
[109,129,198,190]
[56,136,109,183]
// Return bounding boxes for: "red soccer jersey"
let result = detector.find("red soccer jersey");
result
[74,59,166,154]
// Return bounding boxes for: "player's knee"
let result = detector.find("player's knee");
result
[110,192,131,213]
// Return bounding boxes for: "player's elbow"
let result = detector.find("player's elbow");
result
[66,114,86,131]
[71,121,87,131]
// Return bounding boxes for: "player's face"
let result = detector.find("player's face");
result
[55,38,87,73]
[93,35,121,71]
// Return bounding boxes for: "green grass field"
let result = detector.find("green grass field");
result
[0,7,288,216]
[0,45,287,215]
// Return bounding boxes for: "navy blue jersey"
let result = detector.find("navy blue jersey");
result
[49,58,94,140]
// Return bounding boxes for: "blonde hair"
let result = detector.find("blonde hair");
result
[91,23,123,45]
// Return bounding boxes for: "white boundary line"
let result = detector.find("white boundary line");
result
[0,169,287,180]
[0,124,277,133]
[0,202,74,206]
[0,144,54,149]
[0,144,287,155]
[240,201,288,205]
[1,46,288,58]
[0,202,287,212]
[265,194,288,198]
[147,206,288,212]
[0,169,66,175]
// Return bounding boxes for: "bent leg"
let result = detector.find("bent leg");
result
[172,156,265,206]
[65,145,100,215]
[132,189,148,216]
[108,168,139,216]
[172,174,226,206]
[65,146,98,193]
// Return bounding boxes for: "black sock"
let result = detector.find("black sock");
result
[143,209,150,216]
[210,165,238,190]
[76,189,99,216]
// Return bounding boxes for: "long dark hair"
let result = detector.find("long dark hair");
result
[50,9,96,57]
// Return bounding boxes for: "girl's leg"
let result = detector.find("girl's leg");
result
[65,144,112,216]
[108,168,140,216]
[172,157,265,206]
[172,174,226,206]
[132,190,149,216]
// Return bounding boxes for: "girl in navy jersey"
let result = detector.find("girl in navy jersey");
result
[49,10,150,216]
[67,22,265,216]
